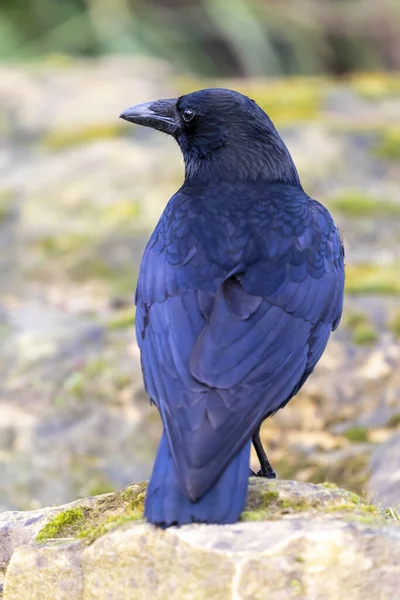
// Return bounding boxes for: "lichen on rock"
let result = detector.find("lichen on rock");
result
[2,479,400,600]
[241,479,388,525]
[35,481,147,544]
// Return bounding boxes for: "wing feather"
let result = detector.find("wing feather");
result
[135,187,344,499]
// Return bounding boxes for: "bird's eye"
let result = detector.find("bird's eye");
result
[182,108,195,123]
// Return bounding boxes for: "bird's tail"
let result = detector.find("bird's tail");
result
[145,432,251,526]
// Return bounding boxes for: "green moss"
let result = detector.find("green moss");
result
[344,312,368,329]
[351,73,400,100]
[344,425,368,442]
[344,312,378,345]
[344,514,385,526]
[259,488,280,508]
[352,325,378,345]
[36,233,92,257]
[28,53,74,69]
[42,122,126,150]
[240,511,263,522]
[77,513,143,542]
[310,451,370,495]
[68,258,134,294]
[106,307,135,330]
[75,258,112,279]
[0,190,14,222]
[63,371,85,397]
[345,263,400,295]
[114,372,131,390]
[385,507,400,521]
[36,482,148,545]
[84,358,110,376]
[359,503,379,515]
[243,481,324,520]
[324,497,381,524]
[375,128,400,160]
[237,79,325,125]
[102,200,142,224]
[326,502,363,513]
[280,497,311,512]
[54,355,134,408]
[176,76,326,125]
[318,482,339,490]
[387,414,400,428]
[389,309,400,338]
[36,507,85,543]
[87,480,116,497]
[348,492,361,504]
[290,578,306,595]
[329,192,400,217]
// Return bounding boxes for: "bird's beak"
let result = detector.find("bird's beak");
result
[119,98,179,135]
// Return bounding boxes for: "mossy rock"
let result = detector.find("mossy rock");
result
[36,482,147,544]
[4,479,400,600]
[242,479,386,525]
[35,479,393,546]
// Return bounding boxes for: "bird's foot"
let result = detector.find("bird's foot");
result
[255,467,277,479]
[249,467,276,479]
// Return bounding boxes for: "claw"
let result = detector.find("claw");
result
[256,467,276,479]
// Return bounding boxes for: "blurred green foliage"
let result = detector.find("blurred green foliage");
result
[329,191,400,217]
[1,0,400,76]
[375,128,400,160]
[344,311,379,345]
[345,263,400,295]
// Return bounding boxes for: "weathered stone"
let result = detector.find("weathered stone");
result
[0,481,145,594]
[0,57,173,135]
[4,542,83,600]
[2,480,400,600]
[5,516,400,600]
[369,432,400,507]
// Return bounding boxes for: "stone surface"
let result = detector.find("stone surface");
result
[369,432,400,507]
[2,480,400,600]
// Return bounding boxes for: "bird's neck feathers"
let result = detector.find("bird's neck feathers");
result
[178,125,301,187]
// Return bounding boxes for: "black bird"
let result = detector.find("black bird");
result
[120,89,344,526]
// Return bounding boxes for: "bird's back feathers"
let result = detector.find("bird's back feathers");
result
[136,182,344,506]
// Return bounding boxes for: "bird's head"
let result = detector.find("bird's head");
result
[120,88,300,186]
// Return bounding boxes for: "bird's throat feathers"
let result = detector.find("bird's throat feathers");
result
[178,113,301,187]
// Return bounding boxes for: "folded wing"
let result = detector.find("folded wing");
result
[135,191,344,500]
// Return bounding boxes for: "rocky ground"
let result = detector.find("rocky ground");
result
[1,480,400,599]
[0,58,399,514]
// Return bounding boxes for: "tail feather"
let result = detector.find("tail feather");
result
[145,432,251,526]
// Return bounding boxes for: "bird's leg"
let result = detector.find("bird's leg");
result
[249,426,277,479]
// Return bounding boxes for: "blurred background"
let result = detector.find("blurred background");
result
[0,0,399,513]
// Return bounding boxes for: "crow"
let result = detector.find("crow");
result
[120,88,344,526]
